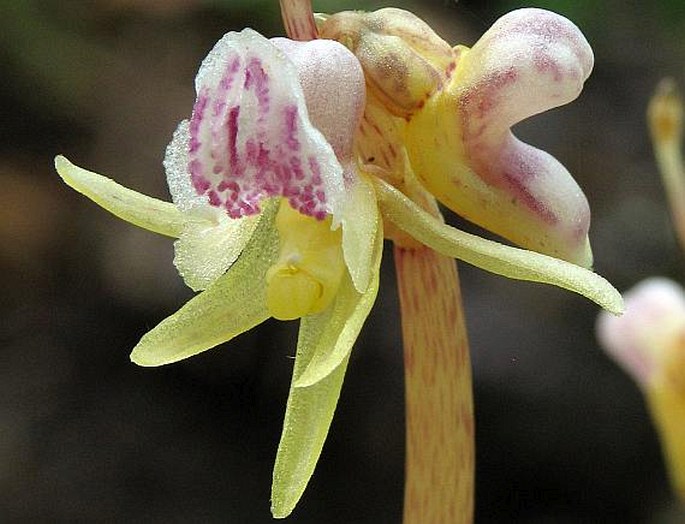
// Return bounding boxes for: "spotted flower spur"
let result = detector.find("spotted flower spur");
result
[56,2,623,520]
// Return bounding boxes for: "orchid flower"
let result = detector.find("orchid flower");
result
[597,278,685,502]
[55,4,623,519]
[320,7,595,267]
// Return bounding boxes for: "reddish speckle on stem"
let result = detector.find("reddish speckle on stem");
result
[279,0,318,41]
[395,244,474,523]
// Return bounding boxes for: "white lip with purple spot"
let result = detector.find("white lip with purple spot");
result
[181,28,344,220]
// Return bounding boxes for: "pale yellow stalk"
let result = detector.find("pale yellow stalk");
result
[647,80,685,504]
[395,244,474,523]
[393,183,474,524]
[646,333,685,502]
[648,79,685,253]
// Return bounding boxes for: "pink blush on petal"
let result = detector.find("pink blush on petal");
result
[185,29,344,219]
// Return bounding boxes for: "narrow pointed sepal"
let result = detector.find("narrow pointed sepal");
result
[130,201,279,366]
[373,177,623,314]
[270,225,383,518]
[271,350,349,519]
[55,155,186,238]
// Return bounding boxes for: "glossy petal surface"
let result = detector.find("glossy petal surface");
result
[296,220,383,387]
[338,172,380,292]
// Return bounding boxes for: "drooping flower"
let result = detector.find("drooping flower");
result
[321,7,594,266]
[55,5,623,519]
[597,278,685,501]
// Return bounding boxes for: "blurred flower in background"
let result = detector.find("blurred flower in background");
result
[597,80,685,513]
[597,277,685,503]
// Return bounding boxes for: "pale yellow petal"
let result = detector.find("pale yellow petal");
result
[174,213,261,292]
[55,155,185,238]
[271,347,350,519]
[373,178,623,314]
[339,172,380,293]
[405,9,595,266]
[645,383,685,502]
[270,223,384,518]
[296,220,384,388]
[130,201,279,366]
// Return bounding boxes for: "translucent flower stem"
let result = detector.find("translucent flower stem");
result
[279,0,318,41]
[395,244,475,523]
[648,79,685,254]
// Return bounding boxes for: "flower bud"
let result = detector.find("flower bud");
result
[648,78,683,146]
[319,7,456,118]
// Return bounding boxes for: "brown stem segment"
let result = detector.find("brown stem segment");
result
[395,244,475,523]
[279,0,318,41]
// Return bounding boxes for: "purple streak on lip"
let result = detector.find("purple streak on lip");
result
[187,46,331,219]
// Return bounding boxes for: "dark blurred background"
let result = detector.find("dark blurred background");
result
[2,0,685,522]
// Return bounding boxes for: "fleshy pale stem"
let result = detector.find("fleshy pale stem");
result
[648,79,685,254]
[395,246,474,523]
[279,0,318,41]
[393,181,474,523]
